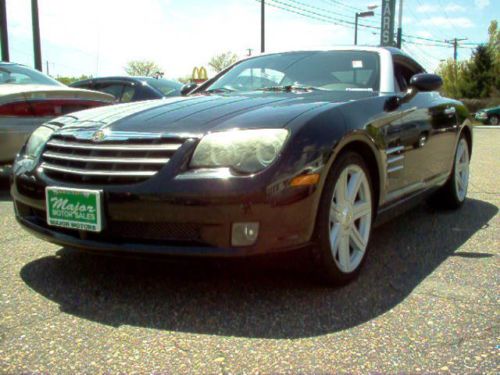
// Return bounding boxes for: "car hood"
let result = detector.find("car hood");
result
[53,91,376,138]
[0,84,115,104]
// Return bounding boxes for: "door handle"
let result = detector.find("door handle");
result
[444,107,456,115]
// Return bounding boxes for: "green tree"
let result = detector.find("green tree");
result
[438,20,499,100]
[56,74,92,85]
[461,45,494,98]
[487,20,500,96]
[124,60,163,77]
[208,52,238,73]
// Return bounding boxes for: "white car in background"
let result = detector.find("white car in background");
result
[0,62,114,174]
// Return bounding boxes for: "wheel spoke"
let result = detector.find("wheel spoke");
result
[329,223,341,253]
[338,232,350,271]
[335,170,348,203]
[456,174,464,190]
[347,171,362,203]
[353,201,371,220]
[350,225,366,251]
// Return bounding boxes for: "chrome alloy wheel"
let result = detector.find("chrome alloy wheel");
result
[454,138,470,202]
[329,164,372,273]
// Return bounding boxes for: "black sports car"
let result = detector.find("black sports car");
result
[11,47,472,284]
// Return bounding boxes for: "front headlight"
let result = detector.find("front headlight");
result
[190,129,289,174]
[24,125,55,159]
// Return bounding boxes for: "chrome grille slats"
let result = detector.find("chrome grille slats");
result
[41,134,185,184]
[42,151,169,164]
[46,139,181,151]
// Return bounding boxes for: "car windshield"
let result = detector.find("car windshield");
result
[206,50,380,93]
[144,78,183,96]
[0,64,63,86]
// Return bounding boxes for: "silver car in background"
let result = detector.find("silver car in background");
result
[0,62,114,174]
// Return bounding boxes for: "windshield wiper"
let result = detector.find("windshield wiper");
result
[256,85,320,92]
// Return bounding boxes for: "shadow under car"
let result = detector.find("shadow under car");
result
[20,198,497,339]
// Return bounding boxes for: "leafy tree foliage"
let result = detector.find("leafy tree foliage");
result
[124,60,163,77]
[56,75,92,85]
[437,20,499,99]
[209,52,239,73]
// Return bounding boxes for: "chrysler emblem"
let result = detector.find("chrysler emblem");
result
[92,130,106,142]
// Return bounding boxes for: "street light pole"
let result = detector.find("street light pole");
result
[354,10,375,45]
[261,0,265,53]
[354,13,359,45]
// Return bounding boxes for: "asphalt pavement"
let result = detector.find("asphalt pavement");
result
[0,128,498,373]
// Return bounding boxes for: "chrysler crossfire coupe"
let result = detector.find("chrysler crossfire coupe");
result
[11,47,472,284]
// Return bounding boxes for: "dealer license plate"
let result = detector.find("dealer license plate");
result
[45,187,103,232]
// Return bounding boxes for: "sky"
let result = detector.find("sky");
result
[4,0,499,79]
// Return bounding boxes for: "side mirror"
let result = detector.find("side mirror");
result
[409,73,443,92]
[180,83,198,96]
[386,73,443,111]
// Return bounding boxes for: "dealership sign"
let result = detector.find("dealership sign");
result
[380,0,396,47]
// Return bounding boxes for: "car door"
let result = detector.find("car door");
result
[390,57,458,194]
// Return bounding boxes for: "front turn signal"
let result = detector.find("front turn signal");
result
[290,173,320,187]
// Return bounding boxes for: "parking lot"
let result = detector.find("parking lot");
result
[0,127,498,373]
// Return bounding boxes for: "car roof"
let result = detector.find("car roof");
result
[239,46,425,73]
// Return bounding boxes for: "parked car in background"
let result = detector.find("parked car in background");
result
[475,105,500,125]
[0,62,114,173]
[11,47,473,285]
[70,76,193,103]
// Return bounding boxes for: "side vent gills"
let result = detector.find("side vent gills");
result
[385,145,404,175]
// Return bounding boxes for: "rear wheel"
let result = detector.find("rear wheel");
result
[311,152,373,285]
[428,136,470,209]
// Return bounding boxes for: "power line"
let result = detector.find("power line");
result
[257,0,485,52]
[266,0,379,30]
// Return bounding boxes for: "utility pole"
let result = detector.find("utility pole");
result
[31,0,42,71]
[261,0,265,53]
[246,48,253,56]
[445,37,468,62]
[0,0,9,61]
[396,0,403,48]
[46,60,49,75]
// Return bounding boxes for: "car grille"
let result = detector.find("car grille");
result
[40,134,185,184]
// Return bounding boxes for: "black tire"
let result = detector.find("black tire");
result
[427,136,470,210]
[310,152,374,285]
[488,115,499,126]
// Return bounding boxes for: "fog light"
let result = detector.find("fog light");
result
[231,222,259,247]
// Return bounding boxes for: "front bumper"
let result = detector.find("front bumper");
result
[474,113,488,123]
[11,167,320,257]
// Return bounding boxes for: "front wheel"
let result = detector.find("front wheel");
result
[488,115,499,126]
[311,152,374,285]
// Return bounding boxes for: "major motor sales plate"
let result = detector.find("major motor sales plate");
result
[45,187,103,232]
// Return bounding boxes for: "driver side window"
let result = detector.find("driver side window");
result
[393,61,422,92]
